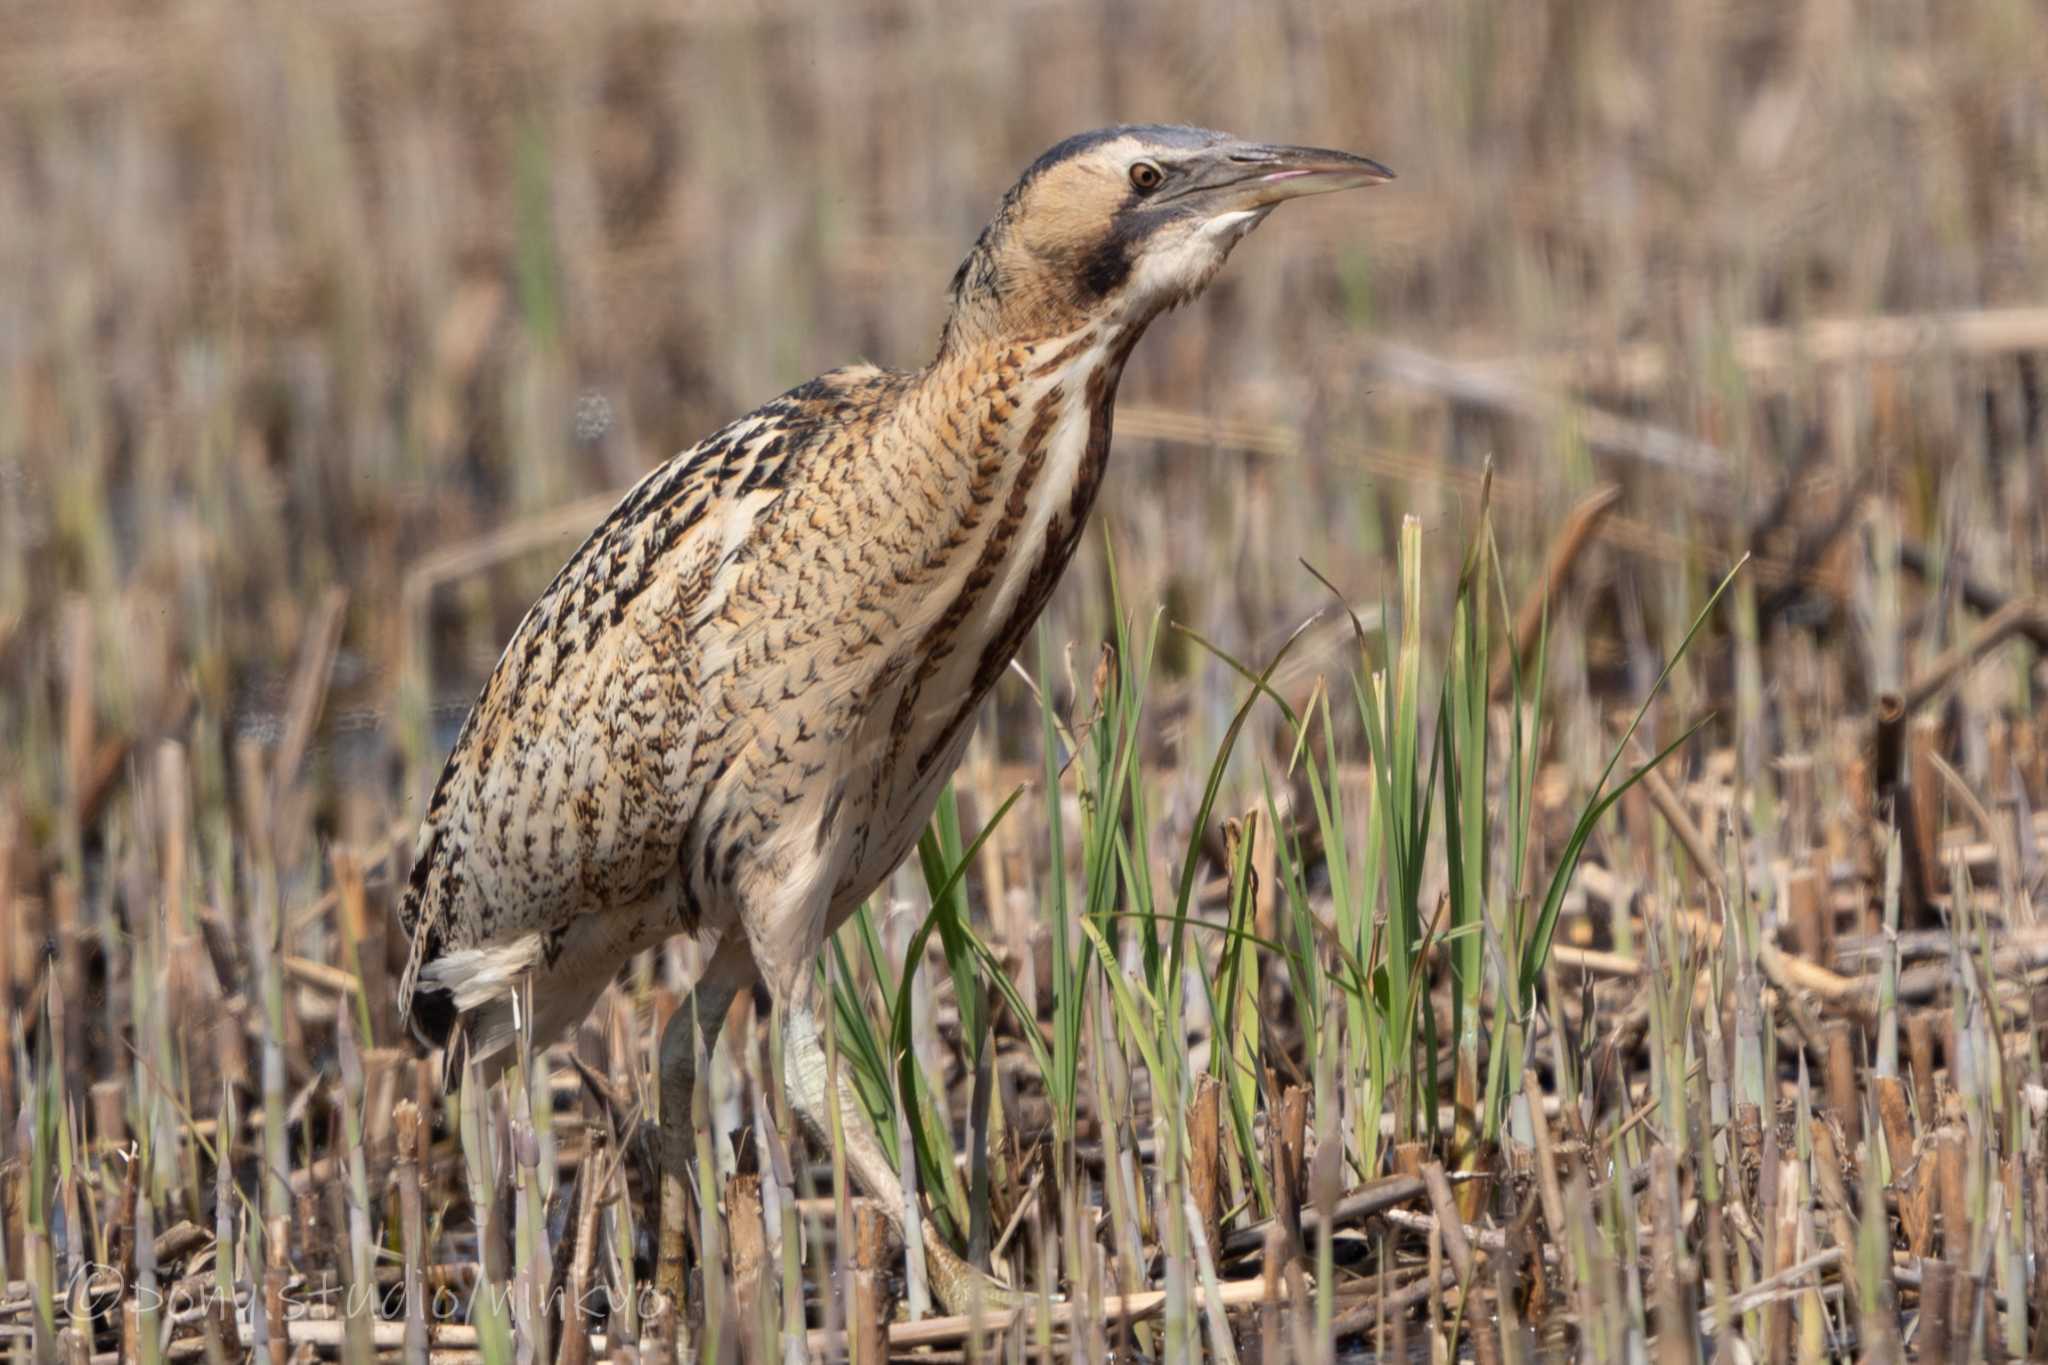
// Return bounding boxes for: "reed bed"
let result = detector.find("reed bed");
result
[4,0,2048,1359]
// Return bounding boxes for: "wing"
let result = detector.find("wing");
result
[396,364,906,1044]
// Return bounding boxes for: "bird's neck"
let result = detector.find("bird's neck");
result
[871,316,1147,791]
[932,246,1153,369]
[921,315,1146,419]
[909,319,1146,501]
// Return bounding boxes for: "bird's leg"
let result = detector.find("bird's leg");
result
[778,995,1026,1320]
[656,934,758,1313]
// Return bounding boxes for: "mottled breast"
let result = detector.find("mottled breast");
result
[396,365,913,1037]
[823,324,1138,910]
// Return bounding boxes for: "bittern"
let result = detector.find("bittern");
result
[397,124,1391,1312]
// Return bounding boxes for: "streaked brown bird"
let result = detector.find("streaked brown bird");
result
[396,124,1391,1310]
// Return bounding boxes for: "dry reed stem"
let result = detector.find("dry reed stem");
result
[1487,306,2048,394]
[1901,598,2048,716]
[1419,1163,1476,1285]
[1491,483,1623,699]
[6,11,2047,1357]
[801,1272,1321,1353]
[848,1200,889,1365]
[1220,1173,1428,1259]
[1365,341,1736,485]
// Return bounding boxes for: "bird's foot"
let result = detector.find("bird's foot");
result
[919,1228,1033,1321]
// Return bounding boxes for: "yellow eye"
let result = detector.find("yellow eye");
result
[1129,161,1164,192]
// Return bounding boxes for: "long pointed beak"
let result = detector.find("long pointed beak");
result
[1183,141,1395,211]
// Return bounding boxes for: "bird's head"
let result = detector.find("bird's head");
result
[938,124,1392,356]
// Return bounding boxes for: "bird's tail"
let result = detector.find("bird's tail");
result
[410,931,546,1074]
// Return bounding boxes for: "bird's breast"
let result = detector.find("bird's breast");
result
[668,331,1136,924]
[872,328,1132,789]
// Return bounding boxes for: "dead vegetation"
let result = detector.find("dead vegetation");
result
[3,0,2048,1359]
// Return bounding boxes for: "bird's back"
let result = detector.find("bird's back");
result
[395,330,1126,1055]
[397,363,917,1048]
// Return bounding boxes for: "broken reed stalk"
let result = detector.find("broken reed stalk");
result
[1220,1171,1428,1259]
[394,1102,428,1365]
[264,1216,289,1365]
[272,587,348,783]
[849,1200,889,1365]
[802,1272,1351,1355]
[1274,1085,1309,1265]
[1490,482,1622,699]
[1629,755,1726,905]
[1364,340,1737,487]
[1647,1145,1691,1365]
[726,1172,766,1343]
[1488,306,2048,395]
[1328,1265,1460,1338]
[0,808,14,1125]
[1785,868,1829,968]
[1898,544,2048,652]
[1604,742,1872,1012]
[1419,1163,1475,1286]
[1901,597,2048,716]
[557,1130,607,1365]
[1907,716,1944,910]
[1822,1022,1860,1144]
[1872,692,1935,924]
[1920,1256,1955,1358]
[1187,1074,1222,1270]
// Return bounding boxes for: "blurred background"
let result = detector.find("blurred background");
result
[5,0,2043,860]
[4,0,2048,1352]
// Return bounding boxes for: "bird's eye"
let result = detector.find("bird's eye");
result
[1129,161,1164,193]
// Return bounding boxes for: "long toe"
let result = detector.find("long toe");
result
[920,1227,1033,1320]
